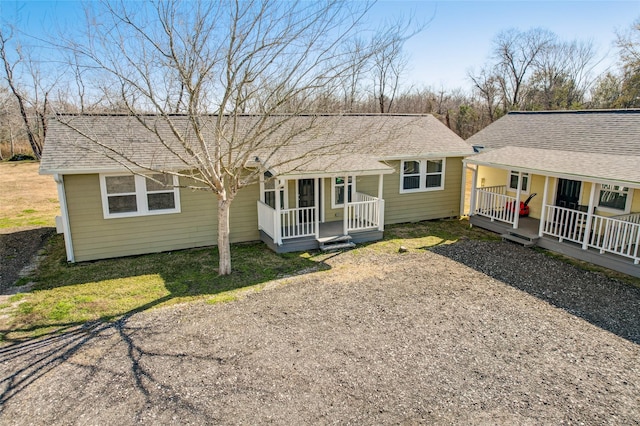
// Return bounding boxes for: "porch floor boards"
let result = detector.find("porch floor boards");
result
[260,220,383,254]
[470,215,640,278]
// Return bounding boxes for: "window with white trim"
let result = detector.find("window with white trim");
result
[332,176,354,208]
[262,174,286,209]
[598,184,632,213]
[508,171,529,193]
[400,159,445,193]
[100,173,180,218]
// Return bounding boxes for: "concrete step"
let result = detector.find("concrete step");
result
[317,234,352,244]
[501,233,540,247]
[319,241,356,252]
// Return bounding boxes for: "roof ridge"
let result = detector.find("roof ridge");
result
[52,112,436,118]
[507,109,640,115]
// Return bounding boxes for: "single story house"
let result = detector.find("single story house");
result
[40,114,474,262]
[464,110,640,278]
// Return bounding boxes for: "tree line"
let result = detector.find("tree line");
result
[2,12,640,158]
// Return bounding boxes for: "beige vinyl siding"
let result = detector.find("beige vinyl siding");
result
[64,174,259,262]
[382,158,463,224]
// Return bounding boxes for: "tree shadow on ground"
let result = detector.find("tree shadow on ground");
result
[0,237,330,410]
[430,240,640,345]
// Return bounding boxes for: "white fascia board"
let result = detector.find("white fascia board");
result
[281,168,394,180]
[380,151,473,161]
[466,159,640,189]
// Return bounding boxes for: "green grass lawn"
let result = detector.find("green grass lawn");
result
[0,219,497,343]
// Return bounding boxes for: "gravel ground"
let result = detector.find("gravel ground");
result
[1,240,639,424]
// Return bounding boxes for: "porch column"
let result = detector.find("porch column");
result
[513,171,523,229]
[275,179,282,245]
[469,165,478,218]
[314,177,320,239]
[378,174,384,231]
[460,161,467,217]
[343,175,349,235]
[538,176,549,237]
[581,182,597,250]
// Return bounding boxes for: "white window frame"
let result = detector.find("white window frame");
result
[399,159,446,194]
[331,176,355,209]
[99,173,181,219]
[260,174,288,210]
[597,184,633,214]
[508,171,530,194]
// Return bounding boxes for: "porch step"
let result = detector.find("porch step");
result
[501,232,540,247]
[317,234,353,244]
[318,235,355,251]
[319,242,356,252]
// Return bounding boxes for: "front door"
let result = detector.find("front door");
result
[556,178,581,209]
[298,179,315,208]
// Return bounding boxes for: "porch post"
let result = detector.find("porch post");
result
[378,174,384,231]
[275,179,282,245]
[513,171,522,229]
[538,176,549,237]
[314,177,320,239]
[469,165,478,218]
[581,182,597,250]
[343,175,349,235]
[460,161,467,217]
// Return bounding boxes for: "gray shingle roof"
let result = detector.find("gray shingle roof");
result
[465,110,640,185]
[466,110,640,156]
[469,146,640,186]
[40,114,473,176]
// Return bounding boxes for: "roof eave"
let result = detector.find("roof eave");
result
[463,158,640,188]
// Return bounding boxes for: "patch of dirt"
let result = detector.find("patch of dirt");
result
[0,242,639,424]
[0,227,55,294]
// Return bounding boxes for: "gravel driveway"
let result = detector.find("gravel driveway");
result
[1,241,639,424]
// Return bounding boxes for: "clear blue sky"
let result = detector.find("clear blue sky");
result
[370,1,640,90]
[2,1,640,91]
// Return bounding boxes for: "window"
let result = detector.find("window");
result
[598,184,632,213]
[508,171,529,193]
[332,176,354,208]
[400,159,445,193]
[262,175,286,209]
[100,173,180,218]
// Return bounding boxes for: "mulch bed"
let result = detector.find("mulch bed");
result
[1,241,639,424]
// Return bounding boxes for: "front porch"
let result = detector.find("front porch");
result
[469,184,640,278]
[257,186,385,253]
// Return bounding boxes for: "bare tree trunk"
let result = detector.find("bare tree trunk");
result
[217,197,232,275]
[0,30,44,159]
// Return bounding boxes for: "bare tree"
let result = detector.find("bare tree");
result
[468,66,501,122]
[0,27,50,159]
[370,20,411,113]
[524,40,597,109]
[492,28,555,110]
[61,0,399,275]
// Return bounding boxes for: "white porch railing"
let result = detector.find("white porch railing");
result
[590,215,640,264]
[257,201,277,240]
[541,205,588,244]
[258,192,384,246]
[348,192,383,231]
[541,205,640,264]
[258,202,317,241]
[280,206,316,240]
[612,212,640,225]
[474,186,517,226]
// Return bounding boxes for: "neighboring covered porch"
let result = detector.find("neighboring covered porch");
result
[463,147,640,277]
[256,158,392,252]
